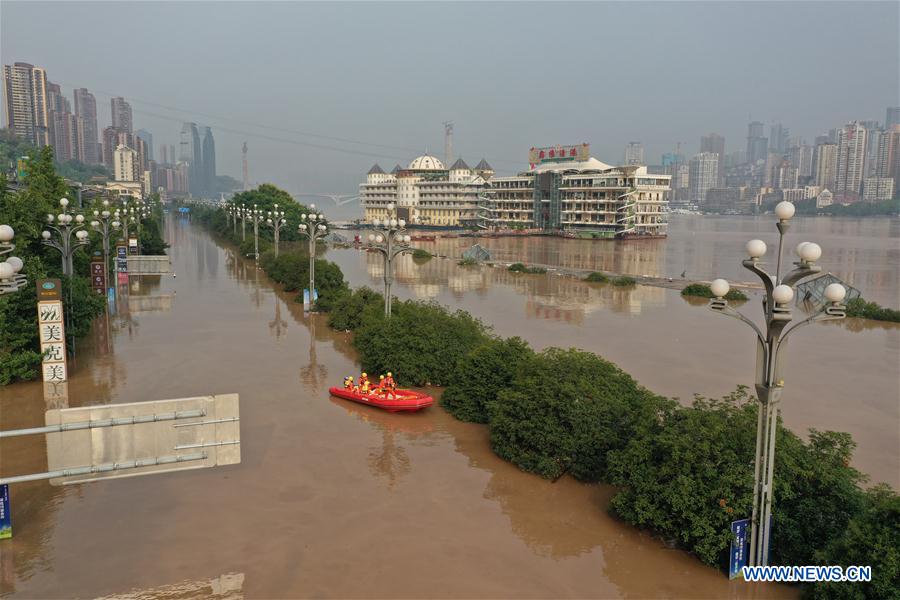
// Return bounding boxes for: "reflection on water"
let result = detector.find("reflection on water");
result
[369,214,899,305]
[363,251,668,317]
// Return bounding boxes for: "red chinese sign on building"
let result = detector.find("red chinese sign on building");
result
[528,143,590,167]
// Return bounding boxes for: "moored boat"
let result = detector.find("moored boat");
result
[329,386,434,412]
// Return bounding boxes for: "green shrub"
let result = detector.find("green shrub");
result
[412,248,432,262]
[607,387,867,571]
[585,272,608,283]
[845,298,900,322]
[508,262,546,274]
[611,275,637,287]
[458,257,478,266]
[258,249,346,302]
[323,287,384,331]
[809,484,900,599]
[681,283,748,301]
[352,301,490,386]
[441,337,534,424]
[488,348,672,482]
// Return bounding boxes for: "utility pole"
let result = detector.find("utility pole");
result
[242,142,249,191]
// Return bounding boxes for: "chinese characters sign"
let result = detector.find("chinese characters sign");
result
[91,258,106,295]
[36,280,67,383]
[528,143,590,167]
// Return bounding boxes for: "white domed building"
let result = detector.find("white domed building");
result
[360,154,493,228]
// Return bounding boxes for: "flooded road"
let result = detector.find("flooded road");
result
[0,217,800,598]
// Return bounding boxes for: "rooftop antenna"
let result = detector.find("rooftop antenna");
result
[443,121,454,164]
[242,142,249,191]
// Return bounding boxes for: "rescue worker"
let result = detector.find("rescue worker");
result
[376,375,386,396]
[383,372,396,399]
[343,376,354,391]
[359,372,370,390]
[360,376,371,395]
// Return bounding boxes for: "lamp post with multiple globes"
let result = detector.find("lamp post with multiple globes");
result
[41,197,90,277]
[265,204,287,257]
[297,204,328,304]
[0,224,26,295]
[366,202,411,317]
[91,199,121,282]
[707,200,847,568]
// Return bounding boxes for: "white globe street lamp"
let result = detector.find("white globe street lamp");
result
[297,208,328,306]
[41,198,90,277]
[0,225,27,295]
[707,208,846,569]
[366,205,415,317]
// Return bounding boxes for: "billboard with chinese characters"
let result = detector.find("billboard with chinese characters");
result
[528,144,590,167]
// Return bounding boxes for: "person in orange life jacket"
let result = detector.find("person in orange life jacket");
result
[343,376,354,391]
[360,377,372,395]
[383,372,396,398]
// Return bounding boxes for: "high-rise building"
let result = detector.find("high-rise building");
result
[862,177,894,202]
[700,133,725,186]
[874,126,900,194]
[746,121,768,164]
[102,126,118,166]
[775,160,799,190]
[73,88,100,164]
[200,126,216,195]
[3,62,50,146]
[180,122,203,195]
[110,97,133,133]
[860,120,882,178]
[887,107,900,130]
[624,142,644,165]
[113,144,138,182]
[788,144,814,180]
[688,152,718,206]
[835,121,868,202]
[136,129,153,164]
[813,143,838,190]
[769,122,789,155]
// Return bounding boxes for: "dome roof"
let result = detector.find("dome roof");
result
[408,154,445,170]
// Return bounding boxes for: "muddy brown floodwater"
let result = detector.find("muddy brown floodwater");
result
[0,214,891,599]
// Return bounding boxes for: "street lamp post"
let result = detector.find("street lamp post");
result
[366,202,411,317]
[0,224,27,295]
[246,204,264,261]
[90,199,121,283]
[297,204,328,304]
[239,205,247,241]
[707,201,847,568]
[265,203,287,257]
[41,197,90,277]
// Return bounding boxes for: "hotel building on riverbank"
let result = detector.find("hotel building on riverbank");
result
[360,144,670,237]
[481,144,670,238]
[360,155,493,227]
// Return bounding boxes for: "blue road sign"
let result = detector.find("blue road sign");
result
[178,207,190,213]
[0,484,11,539]
[729,518,750,579]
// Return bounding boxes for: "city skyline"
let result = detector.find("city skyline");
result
[2,1,897,197]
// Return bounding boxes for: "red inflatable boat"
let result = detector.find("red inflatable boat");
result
[329,386,434,412]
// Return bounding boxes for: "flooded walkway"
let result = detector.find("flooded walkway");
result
[0,217,797,598]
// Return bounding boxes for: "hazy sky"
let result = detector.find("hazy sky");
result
[3,1,898,210]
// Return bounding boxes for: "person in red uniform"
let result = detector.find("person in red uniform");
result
[383,372,396,399]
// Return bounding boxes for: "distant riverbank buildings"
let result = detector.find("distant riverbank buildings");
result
[360,144,671,238]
